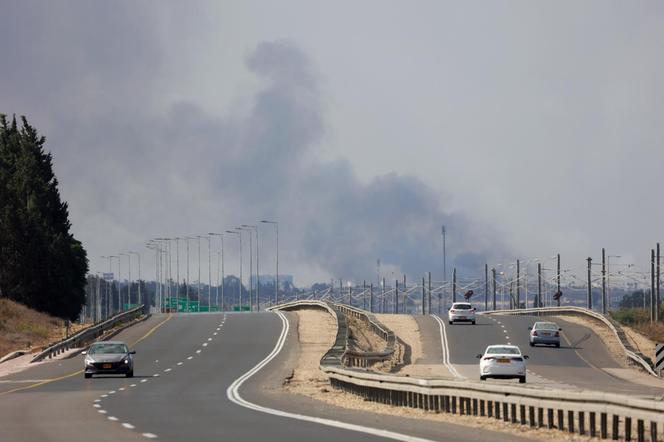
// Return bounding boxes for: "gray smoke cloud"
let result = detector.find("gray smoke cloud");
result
[0,4,508,284]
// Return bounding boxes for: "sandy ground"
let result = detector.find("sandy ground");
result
[285,309,592,442]
[377,314,452,378]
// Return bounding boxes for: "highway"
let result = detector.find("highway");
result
[431,313,664,397]
[0,312,528,442]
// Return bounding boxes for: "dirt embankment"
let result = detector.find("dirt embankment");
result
[0,298,85,358]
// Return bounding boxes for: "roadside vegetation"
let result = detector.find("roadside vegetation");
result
[0,115,88,320]
[610,290,664,343]
[0,298,70,357]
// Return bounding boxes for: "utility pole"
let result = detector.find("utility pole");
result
[395,280,399,314]
[421,277,426,315]
[428,272,432,315]
[587,257,592,310]
[492,268,497,310]
[403,275,407,314]
[557,254,561,307]
[382,278,386,313]
[509,282,514,309]
[363,280,367,310]
[242,225,260,311]
[370,283,374,313]
[657,243,661,322]
[537,263,542,308]
[452,268,457,303]
[602,248,607,314]
[347,281,352,306]
[484,264,488,311]
[516,259,520,309]
[186,237,190,311]
[651,249,656,323]
[442,225,447,284]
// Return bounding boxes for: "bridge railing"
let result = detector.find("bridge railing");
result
[30,305,146,363]
[481,306,657,377]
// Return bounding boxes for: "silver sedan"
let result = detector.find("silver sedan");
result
[528,322,562,347]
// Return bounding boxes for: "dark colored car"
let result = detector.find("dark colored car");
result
[83,341,135,378]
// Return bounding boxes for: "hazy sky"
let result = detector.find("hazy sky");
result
[1,1,662,285]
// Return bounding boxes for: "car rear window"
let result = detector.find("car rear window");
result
[534,323,558,331]
[486,347,520,355]
[453,304,472,310]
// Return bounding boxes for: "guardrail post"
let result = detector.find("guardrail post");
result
[590,412,597,437]
[637,419,644,442]
[480,400,485,417]
[444,395,450,413]
[548,408,554,429]
[579,411,585,435]
[625,417,631,441]
[538,408,544,428]
[529,406,535,427]
[472,398,478,416]
[611,415,619,440]
[519,405,526,425]
[601,413,607,438]
[650,421,656,442]
[557,409,564,431]
[494,401,500,420]
[510,403,517,423]
[568,410,575,434]
[502,402,509,422]
[451,396,457,414]
[459,397,465,415]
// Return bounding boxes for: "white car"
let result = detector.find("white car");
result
[447,302,476,325]
[477,345,528,383]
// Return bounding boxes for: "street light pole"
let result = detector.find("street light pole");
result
[238,227,254,311]
[242,225,259,311]
[226,230,242,310]
[128,251,141,305]
[261,220,278,304]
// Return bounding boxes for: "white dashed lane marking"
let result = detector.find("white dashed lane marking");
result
[94,404,101,408]
[140,379,148,383]
[122,423,135,430]
[177,362,183,366]
[142,433,158,439]
[98,410,107,414]
[101,394,108,398]
[196,350,201,354]
[108,416,118,422]
[164,368,171,373]
[187,356,193,360]
[202,343,208,347]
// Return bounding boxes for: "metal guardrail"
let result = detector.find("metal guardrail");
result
[30,305,146,363]
[269,300,396,368]
[481,306,658,377]
[273,300,664,439]
[322,365,664,441]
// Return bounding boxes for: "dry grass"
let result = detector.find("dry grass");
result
[632,322,664,343]
[0,298,69,357]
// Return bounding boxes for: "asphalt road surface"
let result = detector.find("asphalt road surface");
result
[432,313,664,397]
[0,312,529,442]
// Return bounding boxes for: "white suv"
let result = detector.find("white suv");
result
[448,302,476,325]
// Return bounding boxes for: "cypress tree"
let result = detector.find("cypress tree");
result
[0,115,88,319]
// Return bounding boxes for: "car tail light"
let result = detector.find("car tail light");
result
[554,331,559,337]
[483,356,494,361]
[532,331,538,336]
[450,309,456,313]
[511,357,523,361]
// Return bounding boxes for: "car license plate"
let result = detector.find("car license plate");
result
[543,332,550,336]
[460,316,466,319]
[497,358,510,363]
[102,363,112,369]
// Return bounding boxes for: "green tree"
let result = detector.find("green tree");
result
[0,115,88,319]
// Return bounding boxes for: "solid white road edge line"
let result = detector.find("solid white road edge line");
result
[432,315,462,379]
[226,310,436,442]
